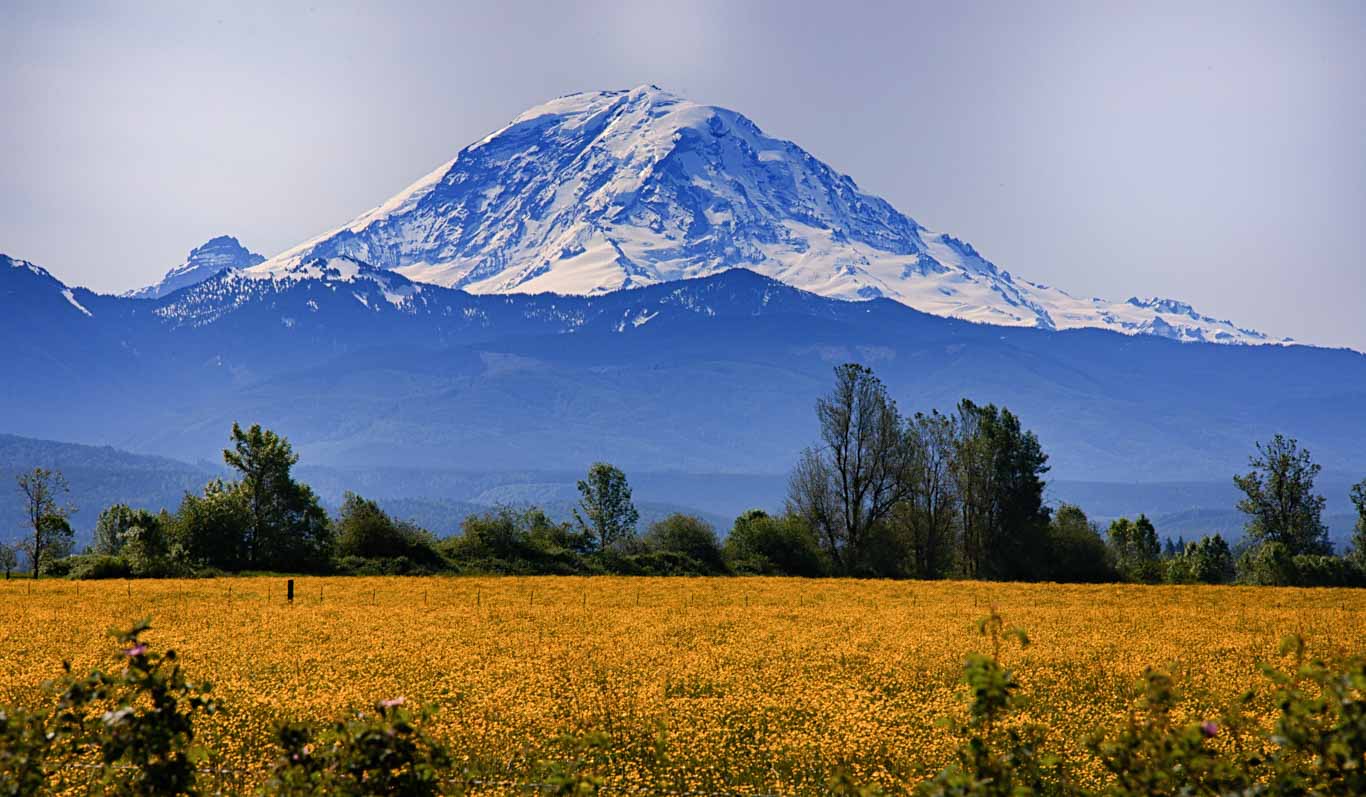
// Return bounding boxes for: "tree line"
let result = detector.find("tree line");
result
[5,364,1366,586]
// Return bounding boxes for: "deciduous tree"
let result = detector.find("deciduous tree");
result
[573,462,639,553]
[16,467,74,577]
[1233,434,1330,556]
[788,363,911,574]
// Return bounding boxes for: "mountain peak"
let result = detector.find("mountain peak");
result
[126,235,265,300]
[247,87,1287,346]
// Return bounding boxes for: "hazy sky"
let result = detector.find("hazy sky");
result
[3,1,1363,348]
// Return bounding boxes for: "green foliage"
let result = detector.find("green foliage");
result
[918,611,1057,797]
[910,620,1366,797]
[65,553,133,580]
[1350,479,1366,570]
[788,363,909,575]
[1234,434,1331,556]
[1164,535,1236,584]
[265,699,455,796]
[642,513,726,574]
[335,493,442,571]
[170,479,252,571]
[573,463,639,554]
[0,621,215,796]
[952,399,1052,581]
[0,704,56,797]
[15,466,75,578]
[92,504,155,556]
[1047,504,1118,583]
[443,506,587,575]
[1238,540,1300,586]
[0,543,14,578]
[1257,635,1366,795]
[897,410,959,579]
[1107,515,1161,583]
[223,423,333,572]
[1085,669,1251,795]
[724,509,827,577]
[536,732,609,795]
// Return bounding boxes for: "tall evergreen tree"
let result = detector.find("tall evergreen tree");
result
[951,400,1050,580]
[1233,434,1330,556]
[573,462,639,553]
[222,423,332,571]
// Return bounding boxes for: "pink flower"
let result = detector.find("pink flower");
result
[124,644,147,657]
[380,697,405,708]
[1200,721,1219,738]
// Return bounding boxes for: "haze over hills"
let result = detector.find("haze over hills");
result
[3,86,1363,512]
[144,86,1286,346]
[3,251,1365,490]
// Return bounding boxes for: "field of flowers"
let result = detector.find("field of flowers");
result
[1,576,1362,793]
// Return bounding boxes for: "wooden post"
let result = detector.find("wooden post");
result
[287,579,294,603]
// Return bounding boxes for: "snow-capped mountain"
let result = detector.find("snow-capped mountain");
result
[250,85,1285,345]
[3,253,98,319]
[127,235,264,300]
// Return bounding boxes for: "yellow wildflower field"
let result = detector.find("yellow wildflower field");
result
[1,576,1362,793]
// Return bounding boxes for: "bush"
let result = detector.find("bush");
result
[1289,554,1364,587]
[724,510,827,577]
[266,699,455,796]
[1047,504,1119,583]
[37,556,74,578]
[441,507,589,575]
[0,620,216,795]
[643,514,727,574]
[66,554,133,580]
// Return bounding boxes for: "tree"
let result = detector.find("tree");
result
[0,541,16,578]
[1233,434,1330,556]
[788,363,911,574]
[951,400,1051,580]
[893,410,959,579]
[643,514,726,573]
[1046,504,1117,583]
[1349,480,1366,570]
[335,492,440,568]
[724,510,827,577]
[16,467,75,578]
[223,423,332,571]
[573,462,639,553]
[170,479,252,571]
[93,504,162,557]
[1108,515,1162,583]
[1163,535,1240,585]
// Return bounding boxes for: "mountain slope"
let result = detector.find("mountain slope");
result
[250,85,1284,345]
[126,235,265,299]
[1,256,1361,484]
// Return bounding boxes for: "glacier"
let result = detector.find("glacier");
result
[245,85,1286,346]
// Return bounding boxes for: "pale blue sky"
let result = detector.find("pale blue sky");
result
[3,1,1363,348]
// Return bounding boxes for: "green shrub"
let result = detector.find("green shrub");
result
[265,699,455,796]
[66,554,133,580]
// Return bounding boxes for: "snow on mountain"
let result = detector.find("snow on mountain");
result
[3,253,97,318]
[127,235,265,300]
[248,84,1280,344]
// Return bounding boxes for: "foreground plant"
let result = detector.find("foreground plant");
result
[266,698,455,796]
[0,619,215,796]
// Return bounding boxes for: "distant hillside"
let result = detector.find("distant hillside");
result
[0,434,212,545]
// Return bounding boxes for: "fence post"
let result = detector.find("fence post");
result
[287,579,294,603]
